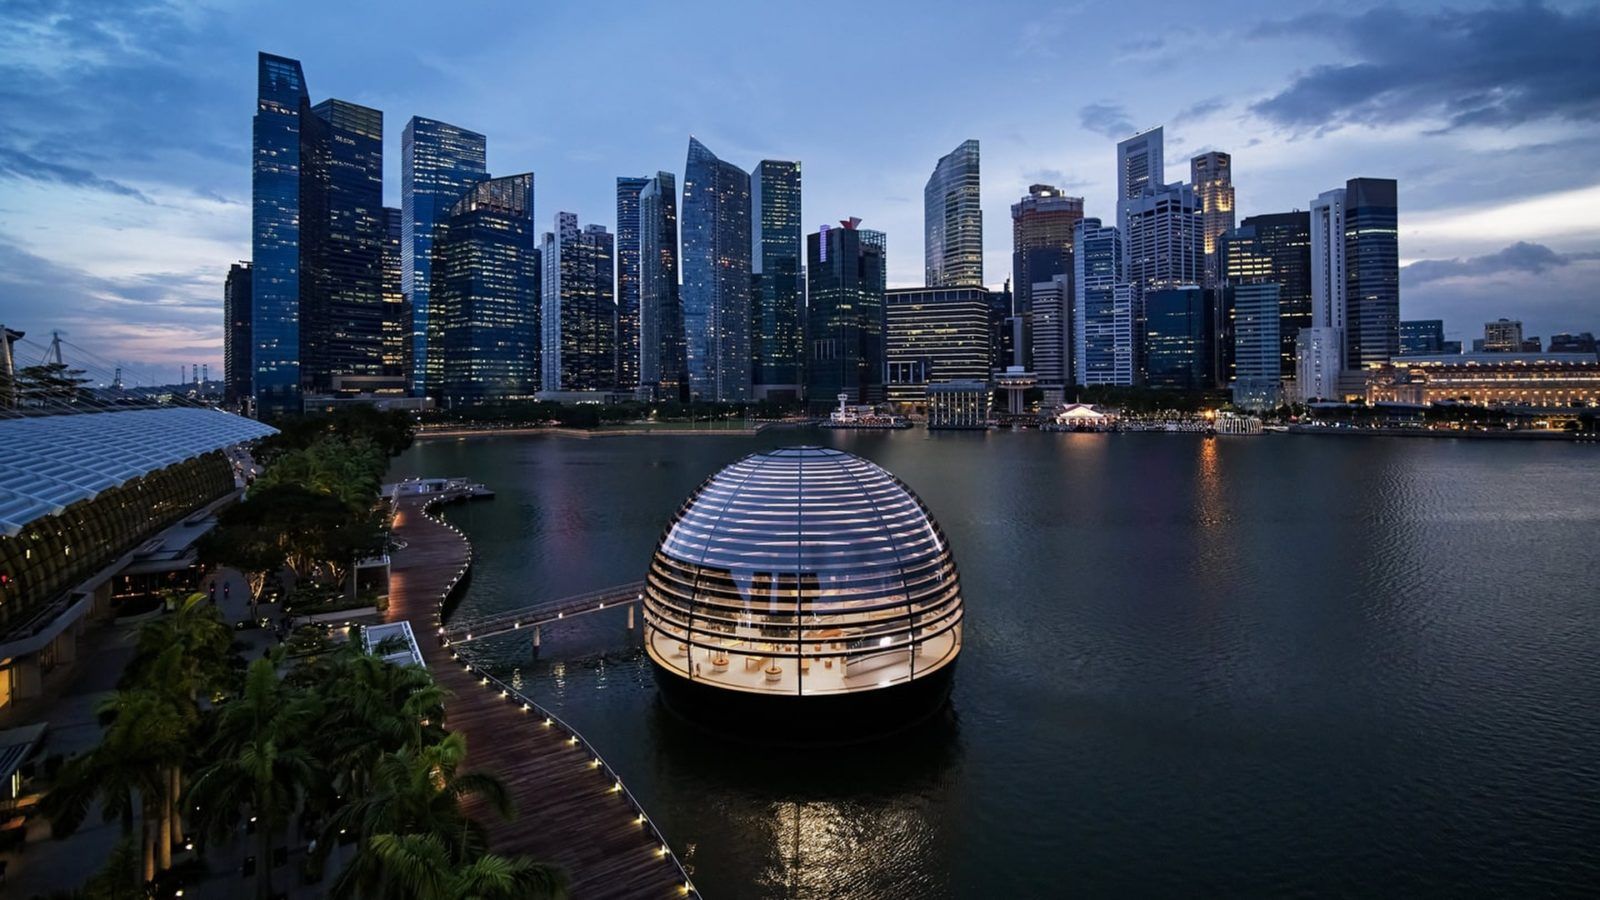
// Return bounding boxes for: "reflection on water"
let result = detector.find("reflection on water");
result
[393,431,1600,897]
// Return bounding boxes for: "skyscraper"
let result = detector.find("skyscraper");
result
[1190,151,1234,289]
[1228,282,1282,409]
[1030,274,1073,389]
[433,174,538,407]
[681,138,752,402]
[401,117,487,397]
[299,98,386,395]
[380,207,409,388]
[1344,177,1399,370]
[1300,188,1348,400]
[223,262,252,405]
[1143,286,1211,390]
[638,172,685,399]
[615,176,649,392]
[1011,184,1084,314]
[751,160,804,400]
[1124,182,1204,382]
[1483,318,1524,352]
[1400,319,1444,355]
[1225,211,1311,378]
[807,219,887,407]
[924,139,983,287]
[250,52,309,414]
[884,286,992,405]
[1074,218,1132,386]
[1116,127,1164,261]
[540,214,617,392]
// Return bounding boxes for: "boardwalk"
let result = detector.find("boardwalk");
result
[388,493,694,899]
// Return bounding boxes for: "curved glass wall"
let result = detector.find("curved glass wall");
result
[643,447,962,696]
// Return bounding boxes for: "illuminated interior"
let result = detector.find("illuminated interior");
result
[643,447,962,697]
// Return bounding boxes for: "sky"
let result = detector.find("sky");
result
[1,0,1598,383]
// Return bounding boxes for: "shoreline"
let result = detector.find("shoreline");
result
[414,423,782,441]
[1284,425,1584,441]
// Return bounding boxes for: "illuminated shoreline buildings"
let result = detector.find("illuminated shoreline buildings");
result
[885,286,992,406]
[1075,218,1132,386]
[250,53,310,413]
[751,160,804,401]
[924,140,983,288]
[1191,151,1234,290]
[1344,178,1400,371]
[1011,184,1084,315]
[806,219,887,408]
[1116,127,1163,265]
[638,172,685,399]
[681,138,752,402]
[615,177,650,392]
[540,213,616,393]
[223,262,252,405]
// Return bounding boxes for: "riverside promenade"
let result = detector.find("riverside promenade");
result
[387,491,694,898]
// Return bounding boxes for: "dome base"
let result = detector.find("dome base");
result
[649,659,956,746]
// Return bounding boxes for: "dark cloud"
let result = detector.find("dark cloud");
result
[1402,242,1600,285]
[1175,97,1227,123]
[0,146,151,202]
[1079,102,1135,140]
[1250,2,1600,132]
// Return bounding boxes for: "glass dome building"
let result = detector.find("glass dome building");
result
[643,447,963,737]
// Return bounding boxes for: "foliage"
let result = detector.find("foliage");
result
[15,361,92,405]
[258,406,416,461]
[423,396,803,429]
[201,484,385,587]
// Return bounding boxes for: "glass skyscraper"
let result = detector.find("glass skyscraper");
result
[806,220,887,408]
[924,139,983,287]
[681,138,752,402]
[223,261,252,405]
[1228,282,1283,409]
[381,206,408,387]
[1011,184,1083,315]
[1074,218,1132,386]
[540,213,616,392]
[1344,177,1400,370]
[433,174,538,407]
[402,117,487,398]
[751,160,804,400]
[638,172,685,400]
[1225,211,1311,378]
[1400,319,1445,355]
[250,52,309,414]
[1117,127,1164,266]
[885,286,992,406]
[1190,151,1235,290]
[1144,286,1212,390]
[615,177,649,392]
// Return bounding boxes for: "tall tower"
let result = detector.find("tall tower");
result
[1011,184,1084,315]
[924,139,983,288]
[223,262,253,405]
[615,176,650,391]
[638,172,684,399]
[1190,151,1234,289]
[1074,218,1131,386]
[250,52,309,414]
[1299,188,1348,400]
[751,160,804,400]
[1344,177,1399,370]
[807,219,887,407]
[681,138,752,402]
[540,213,616,392]
[1116,126,1164,263]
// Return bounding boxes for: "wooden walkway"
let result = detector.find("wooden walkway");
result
[388,493,695,899]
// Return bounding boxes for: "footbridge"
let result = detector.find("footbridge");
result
[443,580,646,646]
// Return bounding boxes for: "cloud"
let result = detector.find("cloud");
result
[1175,97,1227,123]
[0,146,151,202]
[1402,251,1600,341]
[1022,169,1090,192]
[1250,2,1600,133]
[1079,102,1135,140]
[1403,241,1600,285]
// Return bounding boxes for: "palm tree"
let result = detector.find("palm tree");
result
[188,658,318,900]
[315,648,448,792]
[367,833,567,900]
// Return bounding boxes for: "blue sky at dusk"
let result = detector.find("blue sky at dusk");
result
[1,0,1598,381]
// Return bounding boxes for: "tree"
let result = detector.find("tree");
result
[367,833,567,900]
[202,484,384,590]
[15,361,91,405]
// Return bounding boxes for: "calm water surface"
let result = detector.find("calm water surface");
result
[390,430,1600,898]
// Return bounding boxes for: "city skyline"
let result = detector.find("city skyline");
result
[1,0,1598,378]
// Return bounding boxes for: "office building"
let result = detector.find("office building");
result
[1144,286,1211,390]
[1549,332,1598,355]
[223,262,252,404]
[806,220,886,407]
[885,286,992,405]
[1344,178,1399,369]
[1191,151,1235,289]
[681,138,752,402]
[1030,275,1073,389]
[1117,127,1164,262]
[250,52,310,413]
[1366,353,1600,408]
[380,206,408,387]
[1229,282,1282,409]
[638,172,685,399]
[988,281,1013,375]
[401,117,487,397]
[1300,188,1348,400]
[1484,318,1524,353]
[1074,218,1133,386]
[1125,182,1204,381]
[1400,319,1445,355]
[924,139,983,287]
[541,213,616,392]
[927,381,992,429]
[751,160,804,400]
[616,177,650,391]
[1011,184,1084,314]
[433,174,539,407]
[1224,212,1311,377]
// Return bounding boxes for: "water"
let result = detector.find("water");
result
[390,430,1600,898]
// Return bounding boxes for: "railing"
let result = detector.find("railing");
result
[443,581,646,645]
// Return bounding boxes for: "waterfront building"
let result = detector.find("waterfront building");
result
[1011,184,1084,314]
[250,52,310,414]
[1364,353,1600,408]
[1143,286,1211,390]
[223,261,252,405]
[616,176,650,391]
[401,117,487,397]
[642,447,963,737]
[1030,275,1073,390]
[988,281,1013,375]
[1344,177,1399,369]
[924,139,983,287]
[1074,218,1133,386]
[751,160,804,400]
[927,380,991,429]
[1484,318,1524,352]
[433,174,539,407]
[806,220,886,408]
[1125,181,1204,381]
[1400,319,1445,355]
[1224,212,1311,378]
[380,206,410,389]
[1191,151,1235,289]
[540,213,616,393]
[1117,127,1164,264]
[639,172,686,399]
[1296,326,1344,402]
[884,286,992,406]
[1229,282,1283,409]
[1549,332,1598,355]
[681,138,752,402]
[1301,188,1348,401]
[0,408,275,710]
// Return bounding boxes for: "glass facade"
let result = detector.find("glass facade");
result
[643,448,962,698]
[1029,275,1072,387]
[751,160,804,395]
[885,287,991,405]
[615,177,650,391]
[1074,218,1132,386]
[923,139,983,288]
[402,117,487,397]
[639,172,685,399]
[540,214,616,391]
[251,52,309,415]
[806,224,886,408]
[1227,212,1311,378]
[1011,184,1083,315]
[1400,319,1445,355]
[681,138,752,402]
[1190,151,1235,290]
[223,262,252,404]
[434,174,539,407]
[1144,287,1212,390]
[1229,282,1283,409]
[380,206,409,386]
[1344,177,1400,370]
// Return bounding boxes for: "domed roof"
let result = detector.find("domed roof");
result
[643,447,962,698]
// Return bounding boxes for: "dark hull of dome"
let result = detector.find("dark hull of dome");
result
[648,658,957,745]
